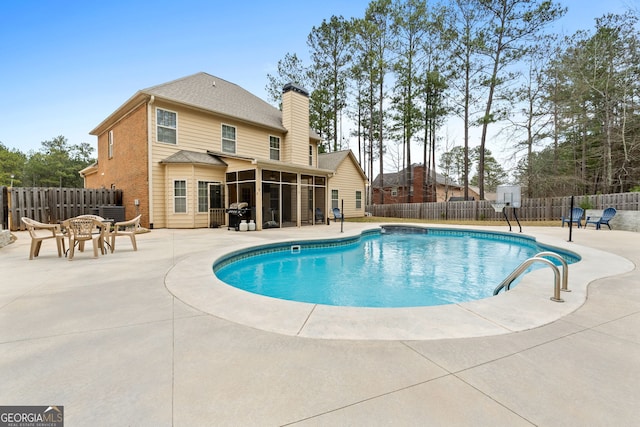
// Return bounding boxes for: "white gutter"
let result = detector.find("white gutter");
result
[147,96,155,228]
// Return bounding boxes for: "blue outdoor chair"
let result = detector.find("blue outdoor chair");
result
[561,207,584,228]
[585,207,616,230]
[332,207,343,222]
[315,208,324,223]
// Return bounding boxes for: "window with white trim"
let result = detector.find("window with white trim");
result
[270,136,280,160]
[331,189,339,209]
[157,108,177,144]
[174,180,187,213]
[356,191,362,209]
[108,130,114,159]
[222,124,236,153]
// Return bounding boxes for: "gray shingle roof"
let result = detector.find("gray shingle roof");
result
[160,150,227,166]
[318,150,350,171]
[318,150,368,181]
[92,71,322,140]
[144,72,286,131]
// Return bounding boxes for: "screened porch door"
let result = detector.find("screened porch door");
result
[208,183,225,227]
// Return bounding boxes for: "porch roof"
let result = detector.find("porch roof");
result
[160,150,227,166]
[207,151,333,176]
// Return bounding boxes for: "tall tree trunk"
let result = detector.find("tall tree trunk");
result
[479,48,501,200]
[463,61,470,201]
[423,112,428,202]
[430,112,437,202]
[604,101,613,193]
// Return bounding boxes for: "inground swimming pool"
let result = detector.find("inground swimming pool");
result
[213,225,580,308]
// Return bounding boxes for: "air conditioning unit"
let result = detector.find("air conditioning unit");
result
[99,206,125,222]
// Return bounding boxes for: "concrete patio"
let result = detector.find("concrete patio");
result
[1,222,638,426]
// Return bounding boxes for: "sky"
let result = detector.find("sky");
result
[0,0,635,162]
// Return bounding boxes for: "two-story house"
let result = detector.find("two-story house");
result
[81,72,367,230]
[372,164,481,204]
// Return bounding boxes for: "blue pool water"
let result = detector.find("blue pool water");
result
[214,227,579,308]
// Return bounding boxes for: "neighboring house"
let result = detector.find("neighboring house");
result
[371,164,480,204]
[81,72,367,230]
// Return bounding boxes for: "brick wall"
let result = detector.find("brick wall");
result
[372,166,469,204]
[86,103,149,226]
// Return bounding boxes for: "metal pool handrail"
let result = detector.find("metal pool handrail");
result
[535,251,570,292]
[493,255,564,302]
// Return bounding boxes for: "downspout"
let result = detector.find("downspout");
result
[147,96,155,228]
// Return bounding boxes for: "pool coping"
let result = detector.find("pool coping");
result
[165,224,635,340]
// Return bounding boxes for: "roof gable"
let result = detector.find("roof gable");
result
[318,150,350,171]
[319,150,367,181]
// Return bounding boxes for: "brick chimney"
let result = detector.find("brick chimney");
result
[281,83,309,165]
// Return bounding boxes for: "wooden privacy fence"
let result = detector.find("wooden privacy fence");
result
[3,186,638,231]
[2,187,122,231]
[1,186,7,230]
[367,192,640,221]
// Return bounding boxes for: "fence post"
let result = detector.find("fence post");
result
[568,195,574,242]
[0,186,8,230]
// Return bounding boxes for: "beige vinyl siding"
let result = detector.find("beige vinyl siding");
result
[152,101,285,158]
[150,102,239,228]
[161,164,227,228]
[149,100,316,227]
[163,165,192,229]
[232,122,286,159]
[328,158,366,219]
[288,93,310,166]
[281,91,310,166]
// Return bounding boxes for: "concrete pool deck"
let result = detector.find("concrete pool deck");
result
[168,224,633,340]
[1,222,639,425]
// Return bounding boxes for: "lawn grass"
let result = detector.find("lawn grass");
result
[346,216,561,227]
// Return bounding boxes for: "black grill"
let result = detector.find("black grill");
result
[226,202,250,230]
